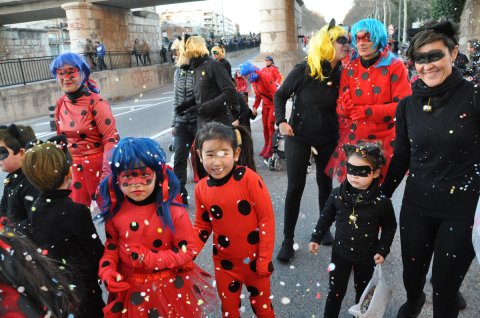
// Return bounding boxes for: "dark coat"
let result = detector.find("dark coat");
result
[311,180,397,262]
[190,55,237,128]
[172,64,197,131]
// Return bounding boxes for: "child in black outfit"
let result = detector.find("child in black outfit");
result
[0,124,38,236]
[22,135,105,318]
[308,142,397,318]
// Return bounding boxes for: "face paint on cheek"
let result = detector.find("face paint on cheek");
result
[346,162,372,177]
[119,167,155,187]
[0,147,9,161]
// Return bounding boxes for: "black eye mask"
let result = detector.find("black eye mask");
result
[414,50,445,64]
[0,146,9,160]
[346,162,372,177]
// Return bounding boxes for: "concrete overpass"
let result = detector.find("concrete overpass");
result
[0,0,197,25]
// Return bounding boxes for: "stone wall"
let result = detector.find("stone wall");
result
[0,27,49,59]
[459,0,480,49]
[0,64,175,123]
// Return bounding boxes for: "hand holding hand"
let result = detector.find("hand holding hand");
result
[374,253,385,264]
[350,106,366,121]
[308,242,320,255]
[252,108,258,116]
[175,98,195,114]
[279,122,294,136]
[101,268,130,293]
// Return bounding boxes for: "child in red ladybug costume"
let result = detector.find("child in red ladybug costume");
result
[51,52,119,207]
[263,56,283,86]
[97,137,216,318]
[239,63,278,159]
[325,18,411,181]
[194,122,276,318]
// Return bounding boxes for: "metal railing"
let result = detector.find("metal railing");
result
[0,41,260,88]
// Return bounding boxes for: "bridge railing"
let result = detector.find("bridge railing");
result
[0,41,260,88]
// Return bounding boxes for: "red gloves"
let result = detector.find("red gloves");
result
[257,259,274,278]
[128,244,167,271]
[350,105,367,121]
[337,90,354,118]
[100,268,130,293]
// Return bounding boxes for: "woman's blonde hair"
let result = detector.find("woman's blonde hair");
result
[172,37,191,67]
[211,45,225,58]
[183,36,209,59]
[307,24,347,81]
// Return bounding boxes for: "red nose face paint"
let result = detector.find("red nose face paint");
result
[118,167,154,187]
[56,67,79,80]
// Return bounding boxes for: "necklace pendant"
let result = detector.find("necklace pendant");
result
[423,105,432,112]
[349,214,357,222]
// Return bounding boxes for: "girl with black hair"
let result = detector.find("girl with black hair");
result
[193,122,275,318]
[97,137,216,318]
[0,230,78,317]
[309,142,397,318]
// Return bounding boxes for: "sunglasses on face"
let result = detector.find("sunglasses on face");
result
[118,167,154,187]
[346,162,372,177]
[336,36,350,45]
[414,50,446,64]
[56,67,79,80]
[0,147,9,161]
[355,33,371,43]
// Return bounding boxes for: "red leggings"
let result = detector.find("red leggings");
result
[214,259,275,318]
[71,153,103,207]
[261,105,275,156]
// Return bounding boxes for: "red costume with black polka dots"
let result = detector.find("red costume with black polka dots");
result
[252,70,278,158]
[194,166,276,318]
[55,89,119,206]
[325,48,411,181]
[0,283,43,317]
[98,200,216,318]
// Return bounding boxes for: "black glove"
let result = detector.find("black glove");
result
[175,98,196,114]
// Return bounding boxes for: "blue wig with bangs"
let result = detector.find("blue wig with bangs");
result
[350,18,395,67]
[49,52,100,93]
[98,137,181,231]
[239,62,260,82]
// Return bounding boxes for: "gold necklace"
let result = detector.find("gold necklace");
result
[423,97,432,112]
[349,207,359,229]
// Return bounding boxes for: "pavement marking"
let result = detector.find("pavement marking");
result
[150,127,173,140]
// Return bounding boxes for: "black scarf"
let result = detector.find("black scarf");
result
[339,178,380,208]
[412,67,464,98]
[65,85,90,103]
[190,54,210,69]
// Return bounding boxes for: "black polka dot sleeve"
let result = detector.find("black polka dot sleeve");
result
[193,185,213,254]
[98,220,121,280]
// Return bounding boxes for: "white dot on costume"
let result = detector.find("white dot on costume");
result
[281,297,291,305]
[293,243,299,251]
[327,263,336,272]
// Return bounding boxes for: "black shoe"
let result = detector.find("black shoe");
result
[276,239,294,263]
[458,291,466,310]
[180,192,189,206]
[321,230,334,246]
[397,292,426,318]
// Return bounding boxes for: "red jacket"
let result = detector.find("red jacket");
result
[252,70,278,110]
[235,75,248,93]
[0,283,42,317]
[263,65,282,85]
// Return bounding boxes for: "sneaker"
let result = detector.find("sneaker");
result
[458,291,467,310]
[397,292,426,318]
[321,230,334,246]
[276,239,294,263]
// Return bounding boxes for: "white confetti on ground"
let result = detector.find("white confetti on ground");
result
[281,297,291,305]
[293,243,299,251]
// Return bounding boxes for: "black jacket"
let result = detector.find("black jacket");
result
[311,180,397,262]
[382,68,480,222]
[31,190,104,294]
[190,55,237,128]
[274,61,340,147]
[218,58,232,79]
[172,64,198,130]
[0,169,38,236]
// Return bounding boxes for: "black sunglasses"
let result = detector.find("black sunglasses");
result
[336,36,350,45]
[414,50,446,64]
[0,146,9,161]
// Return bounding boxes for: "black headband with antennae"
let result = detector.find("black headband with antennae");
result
[328,18,336,31]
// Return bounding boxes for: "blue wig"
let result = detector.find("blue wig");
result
[350,19,395,67]
[98,137,181,231]
[49,52,100,93]
[239,62,260,82]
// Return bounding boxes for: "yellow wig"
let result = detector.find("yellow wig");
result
[183,36,209,59]
[307,24,347,81]
[211,45,225,58]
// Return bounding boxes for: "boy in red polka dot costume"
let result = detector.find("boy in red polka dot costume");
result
[194,123,276,317]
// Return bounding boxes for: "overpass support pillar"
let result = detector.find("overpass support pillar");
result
[255,0,306,78]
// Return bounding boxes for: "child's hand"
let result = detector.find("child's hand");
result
[308,242,320,255]
[101,268,130,293]
[374,253,384,264]
[256,260,274,278]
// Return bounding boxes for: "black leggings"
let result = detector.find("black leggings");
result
[400,208,475,318]
[173,125,196,194]
[324,251,375,318]
[283,138,335,239]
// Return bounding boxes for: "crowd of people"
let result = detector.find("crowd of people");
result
[0,16,479,318]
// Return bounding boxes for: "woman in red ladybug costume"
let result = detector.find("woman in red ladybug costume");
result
[325,18,411,181]
[239,62,278,159]
[50,52,119,207]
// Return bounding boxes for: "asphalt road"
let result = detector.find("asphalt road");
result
[2,48,480,317]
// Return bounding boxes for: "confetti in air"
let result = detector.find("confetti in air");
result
[327,263,336,272]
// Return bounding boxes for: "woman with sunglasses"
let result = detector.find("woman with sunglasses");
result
[211,45,232,79]
[274,20,349,262]
[325,18,411,181]
[50,52,119,207]
[382,21,480,318]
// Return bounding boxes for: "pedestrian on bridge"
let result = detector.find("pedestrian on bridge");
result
[382,20,480,318]
[50,52,119,208]
[274,20,348,262]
